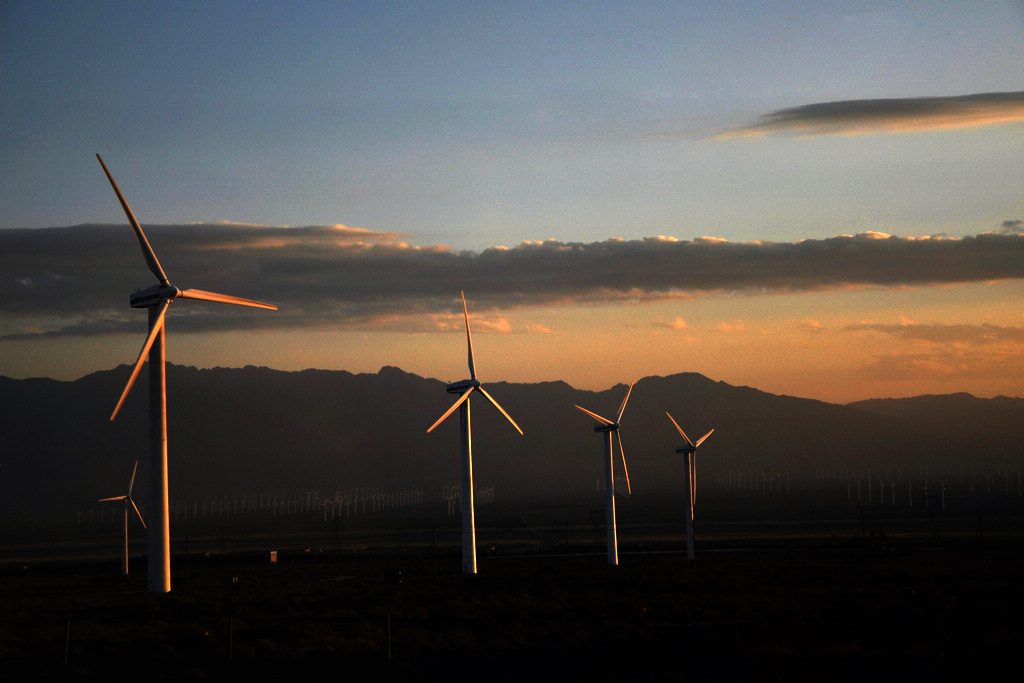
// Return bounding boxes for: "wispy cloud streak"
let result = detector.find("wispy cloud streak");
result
[3,224,1024,338]
[716,92,1024,138]
[846,322,1024,345]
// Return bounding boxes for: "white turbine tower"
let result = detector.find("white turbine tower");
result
[665,412,714,562]
[574,380,635,566]
[98,154,277,593]
[427,292,522,574]
[99,461,146,576]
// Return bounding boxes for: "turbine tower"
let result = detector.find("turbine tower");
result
[666,412,714,562]
[427,292,522,574]
[98,154,276,593]
[574,380,635,566]
[99,460,146,576]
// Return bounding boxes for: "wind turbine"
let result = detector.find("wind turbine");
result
[574,380,635,566]
[99,461,146,576]
[97,154,276,593]
[427,292,522,574]
[665,412,714,562]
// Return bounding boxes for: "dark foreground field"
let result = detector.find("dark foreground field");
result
[2,497,1023,681]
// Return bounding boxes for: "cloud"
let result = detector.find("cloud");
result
[846,322,1024,345]
[1000,219,1023,234]
[652,317,690,331]
[3,224,1024,339]
[717,321,746,333]
[798,319,824,335]
[855,346,1024,384]
[715,92,1024,138]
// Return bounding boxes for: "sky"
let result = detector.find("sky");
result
[1,1,1023,404]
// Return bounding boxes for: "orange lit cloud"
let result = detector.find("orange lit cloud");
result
[652,317,690,331]
[715,92,1024,138]
[846,321,1024,345]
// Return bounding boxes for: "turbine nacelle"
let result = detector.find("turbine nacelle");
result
[130,283,181,308]
[446,378,481,395]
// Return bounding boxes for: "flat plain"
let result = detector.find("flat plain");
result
[2,490,1022,681]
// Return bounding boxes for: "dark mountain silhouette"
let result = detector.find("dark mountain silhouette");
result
[1,366,1021,526]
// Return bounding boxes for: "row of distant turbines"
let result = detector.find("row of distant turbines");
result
[96,156,713,591]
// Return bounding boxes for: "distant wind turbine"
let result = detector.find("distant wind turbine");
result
[666,412,714,562]
[575,380,635,566]
[97,154,276,593]
[99,461,146,576]
[427,292,522,574]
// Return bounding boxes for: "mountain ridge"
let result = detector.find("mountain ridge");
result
[1,365,1020,526]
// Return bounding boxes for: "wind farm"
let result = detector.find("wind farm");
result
[2,3,1023,678]
[3,365,1024,679]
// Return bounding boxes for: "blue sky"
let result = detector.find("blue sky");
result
[2,1,1023,402]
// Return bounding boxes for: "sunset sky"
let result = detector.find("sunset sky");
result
[2,1,1023,403]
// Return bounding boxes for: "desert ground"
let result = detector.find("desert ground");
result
[2,487,1022,680]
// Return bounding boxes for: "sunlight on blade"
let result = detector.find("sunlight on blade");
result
[111,299,169,421]
[426,388,474,433]
[131,498,147,528]
[96,154,169,285]
[665,412,694,447]
[694,428,714,448]
[574,405,614,426]
[616,379,635,423]
[477,386,523,435]
[461,291,476,380]
[691,458,697,510]
[616,430,631,495]
[180,289,277,310]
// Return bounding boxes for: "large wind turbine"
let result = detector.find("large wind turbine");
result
[665,412,713,562]
[98,154,276,593]
[575,380,635,566]
[99,461,146,576]
[427,292,522,574]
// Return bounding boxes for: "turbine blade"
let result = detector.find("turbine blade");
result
[129,497,147,528]
[111,299,169,421]
[179,288,277,310]
[691,455,697,509]
[574,405,614,426]
[615,379,636,423]
[99,495,127,502]
[616,430,631,496]
[427,387,474,433]
[127,460,138,495]
[96,154,169,285]
[665,412,694,447]
[477,386,523,435]
[461,291,476,381]
[694,428,715,448]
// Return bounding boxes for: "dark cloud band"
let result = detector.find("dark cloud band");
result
[2,225,1023,338]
